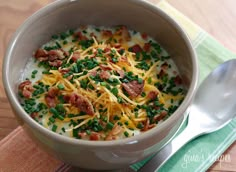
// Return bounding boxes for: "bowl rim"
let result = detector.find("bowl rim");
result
[3,0,198,147]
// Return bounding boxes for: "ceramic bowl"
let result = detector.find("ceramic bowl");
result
[3,0,198,170]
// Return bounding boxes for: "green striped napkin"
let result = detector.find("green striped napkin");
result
[131,1,236,171]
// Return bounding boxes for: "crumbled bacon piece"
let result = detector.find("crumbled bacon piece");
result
[78,132,87,139]
[104,47,111,53]
[99,70,110,80]
[141,33,148,40]
[71,51,80,62]
[115,26,131,41]
[119,56,131,66]
[34,49,48,60]
[48,60,63,67]
[174,75,182,85]
[73,31,88,41]
[30,112,38,119]
[158,69,166,78]
[47,87,59,98]
[154,111,168,122]
[143,43,151,52]
[99,64,112,71]
[48,49,65,61]
[106,124,122,140]
[59,68,70,75]
[113,43,121,49]
[90,132,100,141]
[90,70,97,77]
[148,91,158,100]
[122,80,144,98]
[45,95,56,107]
[102,30,113,37]
[142,119,156,131]
[129,44,142,53]
[161,62,169,70]
[69,93,94,116]
[117,69,125,78]
[19,80,34,99]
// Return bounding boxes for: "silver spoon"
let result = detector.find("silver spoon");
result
[135,59,236,172]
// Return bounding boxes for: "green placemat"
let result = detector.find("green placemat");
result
[131,1,236,171]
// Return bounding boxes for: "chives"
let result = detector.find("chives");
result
[124,131,129,137]
[52,124,58,132]
[106,122,114,130]
[57,84,64,90]
[49,117,55,123]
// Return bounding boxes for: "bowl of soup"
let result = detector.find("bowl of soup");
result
[3,0,198,170]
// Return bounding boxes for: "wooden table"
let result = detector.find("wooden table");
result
[0,0,235,171]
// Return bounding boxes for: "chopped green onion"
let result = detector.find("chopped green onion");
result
[52,125,58,132]
[57,84,64,90]
[124,131,129,137]
[106,122,114,130]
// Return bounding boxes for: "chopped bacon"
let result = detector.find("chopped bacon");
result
[106,124,123,140]
[143,43,151,52]
[90,132,100,141]
[117,69,125,78]
[158,69,166,78]
[148,91,158,100]
[102,30,113,37]
[119,56,130,66]
[63,95,71,103]
[59,68,70,75]
[34,48,48,59]
[142,119,156,131]
[48,60,63,67]
[129,44,142,53]
[71,51,80,62]
[161,62,169,70]
[113,43,121,49]
[73,31,88,41]
[45,95,56,107]
[99,64,112,71]
[90,32,97,39]
[122,80,144,98]
[174,75,182,85]
[60,49,69,57]
[30,112,38,119]
[47,87,59,98]
[104,47,111,53]
[154,111,168,122]
[99,70,110,80]
[90,70,97,77]
[78,132,87,139]
[141,33,148,40]
[69,93,94,116]
[115,26,131,41]
[19,80,34,99]
[48,49,65,61]
[19,80,31,90]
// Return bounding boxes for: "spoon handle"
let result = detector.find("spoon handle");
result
[138,124,201,172]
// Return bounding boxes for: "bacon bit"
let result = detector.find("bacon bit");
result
[99,70,110,80]
[142,119,156,131]
[69,93,94,116]
[122,80,144,98]
[90,132,100,141]
[61,49,69,57]
[113,43,121,49]
[102,30,113,37]
[161,62,169,70]
[73,31,88,41]
[45,95,56,107]
[130,44,142,53]
[34,48,48,59]
[71,51,80,62]
[117,69,125,78]
[154,111,168,122]
[174,75,182,85]
[19,81,34,99]
[116,26,131,41]
[99,64,112,71]
[90,32,97,39]
[63,95,71,103]
[59,68,70,75]
[48,60,63,67]
[143,43,151,52]
[19,80,31,90]
[104,47,111,53]
[119,56,131,66]
[30,112,38,119]
[48,49,65,61]
[106,124,122,140]
[90,70,97,77]
[47,87,59,98]
[148,91,158,100]
[141,33,148,40]
[78,132,87,139]
[158,69,166,78]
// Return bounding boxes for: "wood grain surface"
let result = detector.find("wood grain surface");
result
[0,0,235,171]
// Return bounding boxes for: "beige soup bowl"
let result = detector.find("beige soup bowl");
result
[3,0,198,170]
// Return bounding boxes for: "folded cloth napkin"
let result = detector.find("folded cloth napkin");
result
[1,1,236,172]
